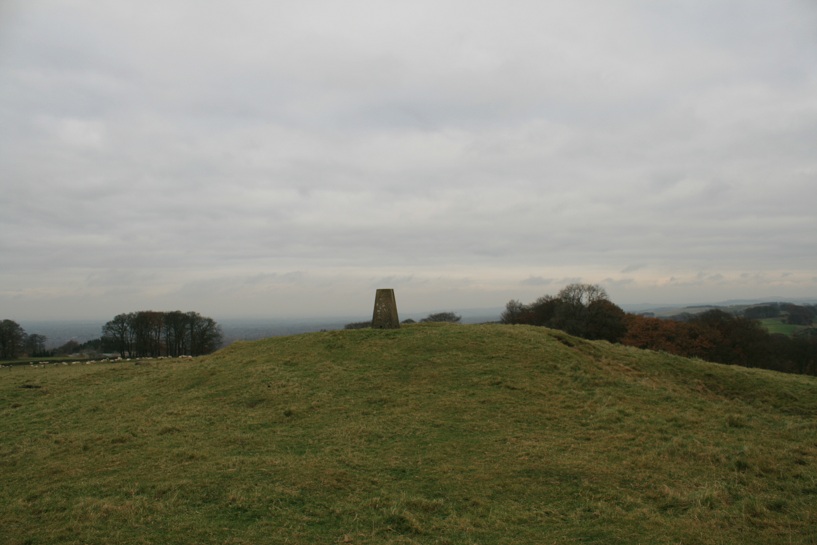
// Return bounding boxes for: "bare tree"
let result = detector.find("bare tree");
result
[25,334,48,357]
[556,283,609,307]
[102,313,135,357]
[164,310,189,357]
[102,310,222,357]
[187,312,223,356]
[0,319,27,359]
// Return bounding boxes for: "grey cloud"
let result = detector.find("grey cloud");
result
[621,265,647,274]
[602,278,636,289]
[520,277,553,287]
[368,276,418,288]
[1,0,815,319]
[85,269,158,289]
[243,272,308,286]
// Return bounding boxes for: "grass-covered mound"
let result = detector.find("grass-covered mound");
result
[2,323,816,544]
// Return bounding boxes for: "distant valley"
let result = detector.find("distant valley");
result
[18,298,816,350]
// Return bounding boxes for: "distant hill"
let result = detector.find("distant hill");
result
[625,297,817,318]
[2,323,815,544]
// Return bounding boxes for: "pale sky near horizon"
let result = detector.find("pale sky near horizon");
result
[1,0,816,320]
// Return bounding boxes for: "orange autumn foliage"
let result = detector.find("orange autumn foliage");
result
[621,314,716,359]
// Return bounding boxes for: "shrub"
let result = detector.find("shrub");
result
[420,312,462,323]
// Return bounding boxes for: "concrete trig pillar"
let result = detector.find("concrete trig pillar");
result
[372,289,400,329]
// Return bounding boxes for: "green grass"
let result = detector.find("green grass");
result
[759,317,809,336]
[2,323,816,544]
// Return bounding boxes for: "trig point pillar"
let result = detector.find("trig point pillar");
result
[372,289,400,329]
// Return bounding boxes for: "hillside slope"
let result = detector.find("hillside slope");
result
[2,323,816,544]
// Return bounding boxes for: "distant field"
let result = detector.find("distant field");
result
[2,323,816,544]
[759,317,808,336]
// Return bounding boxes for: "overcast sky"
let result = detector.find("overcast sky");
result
[1,0,816,321]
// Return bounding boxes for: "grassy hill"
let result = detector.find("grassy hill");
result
[2,323,816,544]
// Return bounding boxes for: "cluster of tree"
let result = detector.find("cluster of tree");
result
[741,302,817,325]
[420,312,462,323]
[344,320,373,330]
[52,338,105,357]
[345,311,463,330]
[101,311,223,358]
[0,320,49,359]
[501,284,817,376]
[501,284,627,343]
[623,310,817,375]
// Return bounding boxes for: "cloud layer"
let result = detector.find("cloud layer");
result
[1,0,816,319]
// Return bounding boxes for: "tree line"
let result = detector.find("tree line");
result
[501,284,627,342]
[345,311,462,329]
[0,311,223,361]
[7,293,816,375]
[0,319,108,359]
[501,284,817,376]
[622,311,816,375]
[102,311,223,358]
[0,320,48,359]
